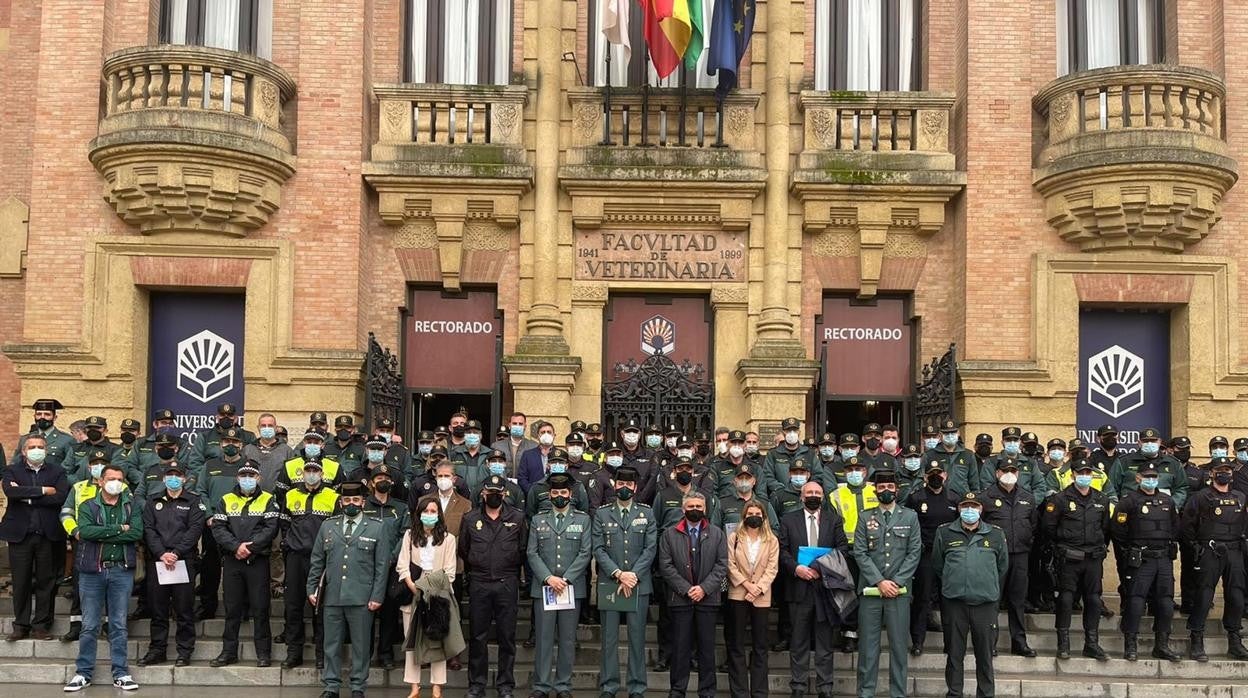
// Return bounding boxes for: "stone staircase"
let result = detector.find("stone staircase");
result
[1,594,1245,696]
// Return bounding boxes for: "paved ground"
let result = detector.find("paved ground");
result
[8,686,422,697]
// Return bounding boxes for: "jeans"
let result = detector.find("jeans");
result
[77,564,135,681]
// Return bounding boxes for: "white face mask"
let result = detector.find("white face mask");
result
[538,433,555,446]
[729,445,745,459]
[784,431,800,446]
[666,437,678,449]
[716,441,728,455]
[623,432,640,447]
[436,477,454,492]
[103,480,125,496]
[882,438,898,451]
[567,446,584,459]
[678,449,694,460]
[999,472,1019,487]
[745,443,759,455]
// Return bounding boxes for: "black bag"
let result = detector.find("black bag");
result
[387,570,413,605]
[421,595,452,641]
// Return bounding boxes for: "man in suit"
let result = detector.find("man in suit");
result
[1,433,71,641]
[658,490,729,698]
[519,421,559,493]
[779,480,850,698]
[308,482,389,698]
[492,412,539,476]
[592,466,657,698]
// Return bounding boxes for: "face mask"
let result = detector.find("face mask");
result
[85,428,103,442]
[790,474,807,488]
[1023,443,1041,457]
[342,504,361,517]
[606,455,624,468]
[744,515,764,529]
[1100,437,1117,450]
[452,426,466,438]
[120,432,137,445]
[567,446,584,459]
[1074,474,1094,489]
[642,434,658,448]
[819,446,835,458]
[418,444,433,456]
[1215,472,1234,486]
[1003,442,1021,455]
[840,448,858,460]
[367,450,385,464]
[863,438,881,451]
[678,449,694,460]
[729,445,745,459]
[238,477,258,493]
[1176,449,1192,462]
[464,433,481,448]
[882,438,898,451]
[959,507,980,525]
[803,496,823,512]
[1213,448,1229,459]
[164,475,184,491]
[420,513,439,527]
[218,417,235,429]
[999,472,1019,487]
[489,463,507,477]
[846,471,865,487]
[1239,450,1248,463]
[784,431,800,446]
[685,509,705,523]
[675,471,693,486]
[35,418,53,431]
[153,445,177,462]
[615,486,634,501]
[696,444,710,457]
[975,444,992,458]
[375,481,393,494]
[484,493,505,508]
[538,433,555,447]
[1140,477,1159,491]
[304,472,322,486]
[926,473,944,489]
[510,425,525,438]
[550,463,568,475]
[551,495,570,509]
[157,425,177,435]
[942,433,959,447]
[666,437,678,449]
[904,457,922,472]
[436,476,454,492]
[1141,442,1160,457]
[304,443,322,458]
[1049,449,1065,462]
[258,427,276,440]
[89,464,105,479]
[734,480,753,493]
[104,480,125,496]
[26,448,46,464]
[588,438,603,450]
[924,438,939,450]
[222,444,240,458]
[716,442,728,455]
[877,490,896,504]
[745,444,759,455]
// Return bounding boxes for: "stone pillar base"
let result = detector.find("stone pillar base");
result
[735,357,820,443]
[501,353,582,435]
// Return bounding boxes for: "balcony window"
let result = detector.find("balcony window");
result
[1057,0,1165,76]
[587,0,719,88]
[404,0,513,85]
[814,0,920,91]
[159,0,273,60]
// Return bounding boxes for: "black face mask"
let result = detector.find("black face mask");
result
[615,486,634,501]
[744,515,764,529]
[675,471,693,486]
[221,444,240,458]
[35,418,53,431]
[803,496,823,512]
[551,495,570,509]
[374,481,393,494]
[1215,472,1234,485]
[484,493,504,508]
[1100,437,1117,450]
[877,490,897,504]
[1023,443,1040,457]
[695,444,710,456]
[588,438,603,450]
[157,446,178,461]
[975,445,992,458]
[336,429,351,442]
[120,432,137,446]
[926,473,944,489]
[452,426,466,438]
[1176,449,1192,462]
[218,417,235,429]
[864,437,881,451]
[685,509,705,523]
[86,429,103,443]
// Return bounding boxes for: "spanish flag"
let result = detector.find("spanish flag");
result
[641,0,701,78]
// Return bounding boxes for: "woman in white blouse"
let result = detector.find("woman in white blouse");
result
[398,496,461,698]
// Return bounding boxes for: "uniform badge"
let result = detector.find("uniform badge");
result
[1141,505,1149,514]
[1068,501,1077,511]
[155,502,163,511]
[1116,513,1128,523]
[866,519,880,530]
[1045,503,1056,512]
[920,503,928,513]
[984,540,991,547]
[995,499,1002,507]
[1216,507,1223,516]
[476,519,484,530]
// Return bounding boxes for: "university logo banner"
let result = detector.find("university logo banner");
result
[1076,310,1170,451]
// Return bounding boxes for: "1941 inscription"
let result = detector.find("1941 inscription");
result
[575,231,747,282]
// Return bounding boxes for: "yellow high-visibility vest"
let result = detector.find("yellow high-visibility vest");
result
[829,485,879,544]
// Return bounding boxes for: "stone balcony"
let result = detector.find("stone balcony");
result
[792,91,965,297]
[1033,64,1238,252]
[88,44,296,237]
[362,83,533,290]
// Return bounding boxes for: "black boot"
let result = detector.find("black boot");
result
[281,651,303,670]
[1056,630,1071,660]
[1123,633,1138,661]
[59,622,81,643]
[1152,633,1181,662]
[1229,631,1248,659]
[1190,631,1208,662]
[1082,630,1108,661]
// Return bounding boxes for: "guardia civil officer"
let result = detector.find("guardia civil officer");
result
[933,492,1008,698]
[764,418,822,498]
[905,461,959,655]
[363,465,408,670]
[188,403,256,476]
[924,420,978,496]
[1042,459,1111,661]
[459,475,528,698]
[1182,457,1248,662]
[853,469,921,698]
[857,423,898,473]
[526,473,592,698]
[977,456,1040,657]
[137,460,205,667]
[1109,462,1181,662]
[8,398,76,471]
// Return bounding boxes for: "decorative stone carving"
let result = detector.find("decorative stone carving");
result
[463,220,510,251]
[710,284,749,307]
[571,284,609,305]
[395,219,438,249]
[573,102,601,142]
[812,231,858,258]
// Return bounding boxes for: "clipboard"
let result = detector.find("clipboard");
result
[596,579,640,613]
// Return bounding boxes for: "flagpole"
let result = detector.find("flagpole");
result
[602,42,615,145]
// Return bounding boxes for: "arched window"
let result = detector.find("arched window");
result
[1057,0,1165,76]
[159,0,273,60]
[814,0,921,91]
[403,0,513,85]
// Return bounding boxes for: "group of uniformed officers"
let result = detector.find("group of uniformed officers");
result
[8,398,1248,698]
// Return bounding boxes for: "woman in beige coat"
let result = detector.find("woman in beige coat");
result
[726,500,780,698]
[399,496,463,698]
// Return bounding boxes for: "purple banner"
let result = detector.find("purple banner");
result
[1076,309,1170,451]
[149,293,246,444]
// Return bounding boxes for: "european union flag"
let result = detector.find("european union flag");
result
[706,0,756,99]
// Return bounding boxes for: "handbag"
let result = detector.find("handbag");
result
[387,536,417,605]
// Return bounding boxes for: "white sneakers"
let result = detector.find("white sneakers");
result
[113,676,139,691]
[63,675,90,692]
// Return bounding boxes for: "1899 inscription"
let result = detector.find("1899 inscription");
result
[574,231,746,282]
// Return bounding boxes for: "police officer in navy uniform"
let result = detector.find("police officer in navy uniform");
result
[905,460,959,656]
[1110,461,1181,662]
[972,433,994,471]
[1182,457,1248,662]
[978,456,1040,657]
[137,460,205,667]
[1042,459,1111,661]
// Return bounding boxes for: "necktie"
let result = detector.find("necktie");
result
[808,514,818,548]
[883,509,892,526]
[556,513,565,530]
[346,519,356,538]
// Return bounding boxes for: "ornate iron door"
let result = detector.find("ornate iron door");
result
[364,332,404,432]
[601,347,714,438]
[913,343,957,436]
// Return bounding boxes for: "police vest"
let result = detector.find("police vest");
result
[1194,490,1247,542]
[62,480,101,536]
[220,490,277,518]
[285,487,339,517]
[1055,466,1107,492]
[831,485,878,543]
[283,456,341,484]
[1118,493,1176,544]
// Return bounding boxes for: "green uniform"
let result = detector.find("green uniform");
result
[763,444,821,498]
[718,493,779,534]
[9,426,76,471]
[450,447,491,494]
[979,453,1046,500]
[592,501,657,697]
[770,481,807,519]
[933,519,1009,603]
[525,477,590,518]
[1108,452,1188,506]
[187,425,257,476]
[117,434,190,485]
[853,505,922,698]
[526,508,592,695]
[655,484,723,530]
[62,440,123,485]
[924,445,979,495]
[362,494,409,562]
[307,514,389,695]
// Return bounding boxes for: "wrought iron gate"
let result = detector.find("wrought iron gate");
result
[601,348,714,437]
[912,343,957,436]
[364,332,404,432]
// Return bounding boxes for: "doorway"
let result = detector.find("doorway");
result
[821,400,907,438]
[412,392,495,436]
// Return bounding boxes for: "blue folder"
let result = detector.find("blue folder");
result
[797,546,833,567]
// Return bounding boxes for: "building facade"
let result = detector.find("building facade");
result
[0,0,1246,449]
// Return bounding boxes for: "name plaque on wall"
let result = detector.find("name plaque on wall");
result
[574,231,746,282]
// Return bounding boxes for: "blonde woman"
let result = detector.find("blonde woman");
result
[399,496,463,698]
[726,499,780,698]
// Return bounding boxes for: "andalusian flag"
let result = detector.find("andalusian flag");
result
[683,0,705,71]
[640,0,704,78]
